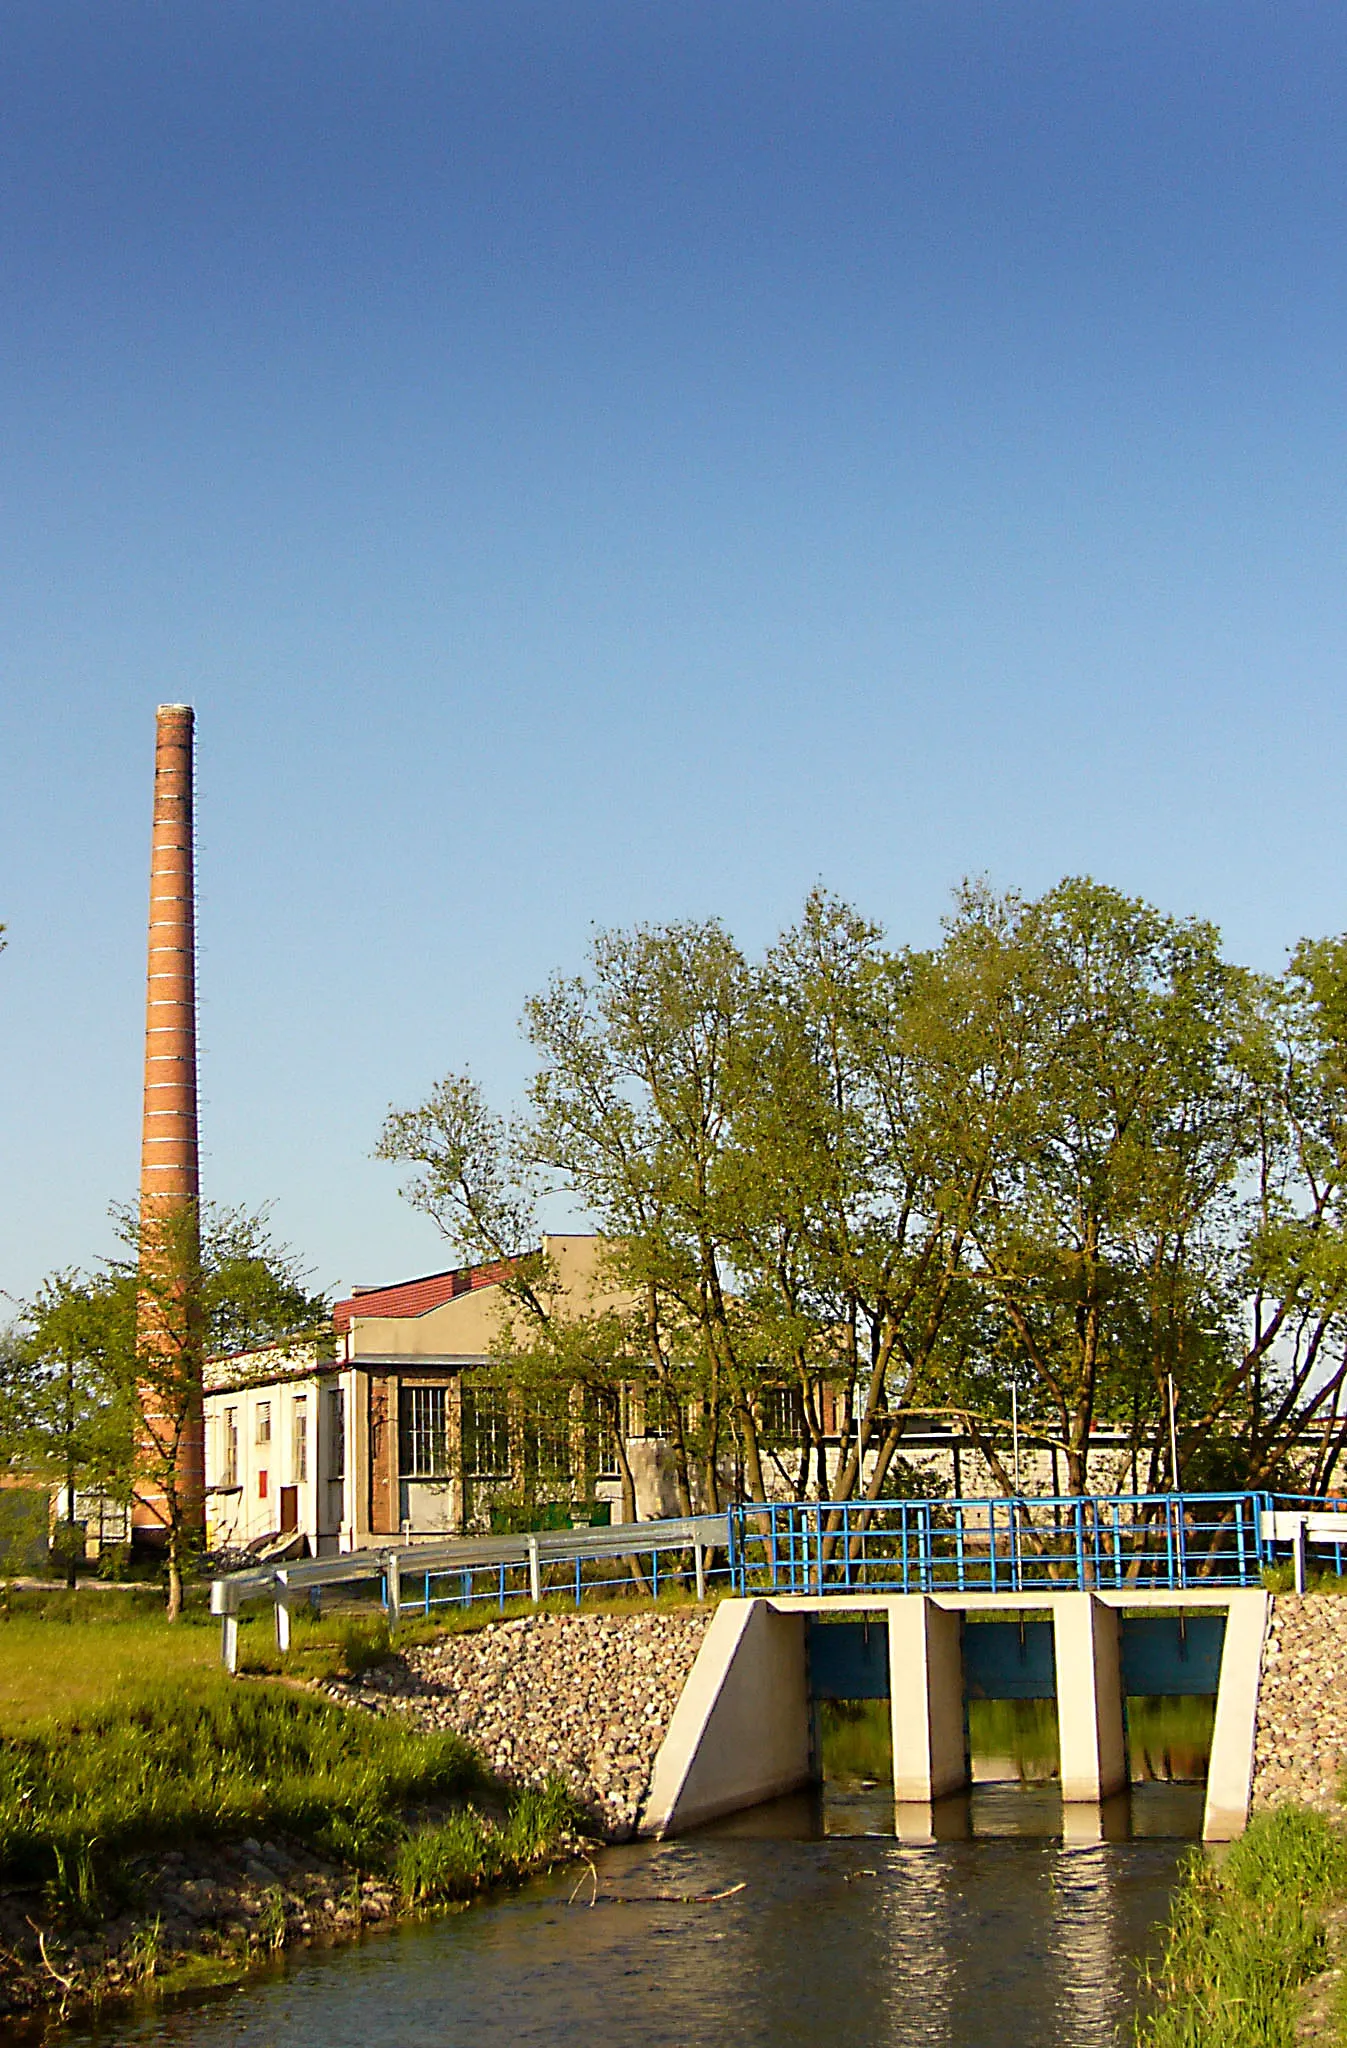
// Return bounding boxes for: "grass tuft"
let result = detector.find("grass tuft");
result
[392,1780,581,1908]
[1137,1806,1347,2047]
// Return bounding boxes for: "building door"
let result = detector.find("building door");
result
[279,1486,299,1533]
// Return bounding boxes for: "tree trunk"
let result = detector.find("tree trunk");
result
[165,1516,184,1621]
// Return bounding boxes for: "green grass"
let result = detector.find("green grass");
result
[0,1593,220,1731]
[392,1781,580,1907]
[1137,1806,1347,2047]
[0,1679,494,1896]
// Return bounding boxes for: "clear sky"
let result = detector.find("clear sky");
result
[3,2,1346,1308]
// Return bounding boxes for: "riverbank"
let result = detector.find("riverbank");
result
[1137,1804,1347,2047]
[0,1675,585,2029]
[324,1605,712,1837]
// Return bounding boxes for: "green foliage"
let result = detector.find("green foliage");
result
[380,879,1347,1503]
[1138,1807,1347,2046]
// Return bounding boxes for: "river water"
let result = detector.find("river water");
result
[71,1779,1198,2048]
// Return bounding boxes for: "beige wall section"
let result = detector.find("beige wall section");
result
[641,1599,812,1836]
[1203,1590,1268,1841]
[1054,1594,1127,1802]
[889,1598,966,1801]
[347,1234,625,1360]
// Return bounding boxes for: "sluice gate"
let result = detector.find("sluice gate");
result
[805,1612,1227,1701]
[641,1590,1265,1845]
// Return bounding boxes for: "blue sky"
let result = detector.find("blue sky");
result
[3,2,1347,1306]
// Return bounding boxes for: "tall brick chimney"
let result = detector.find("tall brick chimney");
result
[131,704,205,1548]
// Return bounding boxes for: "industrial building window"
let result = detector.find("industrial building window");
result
[526,1406,571,1487]
[594,1404,621,1481]
[399,1384,449,1478]
[329,1387,346,1481]
[222,1409,239,1489]
[461,1384,510,1481]
[760,1385,800,1445]
[643,1384,676,1440]
[292,1398,308,1485]
[256,1402,271,1445]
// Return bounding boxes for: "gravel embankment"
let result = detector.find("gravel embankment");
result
[1253,1595,1347,1812]
[327,1608,713,1838]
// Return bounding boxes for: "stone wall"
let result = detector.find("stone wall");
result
[1253,1595,1347,1813]
[327,1607,712,1838]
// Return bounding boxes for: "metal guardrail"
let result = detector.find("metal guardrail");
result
[727,1491,1274,1596]
[209,1513,731,1670]
[208,1488,1347,1670]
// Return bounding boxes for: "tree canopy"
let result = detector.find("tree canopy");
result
[380,876,1347,1501]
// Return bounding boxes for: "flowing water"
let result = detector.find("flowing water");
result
[68,1705,1207,2048]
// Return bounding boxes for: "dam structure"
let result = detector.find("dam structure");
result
[641,1585,1265,1844]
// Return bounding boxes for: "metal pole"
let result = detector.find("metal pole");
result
[274,1568,291,1652]
[528,1534,541,1605]
[1167,1374,1180,1491]
[1012,1377,1021,1495]
[221,1611,239,1673]
[387,1552,402,1623]
[1294,1517,1308,1596]
[694,1540,706,1601]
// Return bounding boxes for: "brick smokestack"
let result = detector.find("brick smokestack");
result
[132,703,205,1545]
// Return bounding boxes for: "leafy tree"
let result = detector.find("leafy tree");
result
[376,1078,650,1569]
[13,1204,327,1612]
[936,879,1260,1492]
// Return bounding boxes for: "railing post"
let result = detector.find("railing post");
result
[694,1539,706,1601]
[528,1534,541,1605]
[274,1569,291,1652]
[387,1553,402,1623]
[221,1610,239,1673]
[1294,1516,1308,1595]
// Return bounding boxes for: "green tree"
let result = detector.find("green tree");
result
[375,1077,649,1565]
[523,921,767,1510]
[14,1204,327,1611]
[936,879,1259,1493]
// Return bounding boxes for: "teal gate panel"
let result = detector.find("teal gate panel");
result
[962,1620,1056,1699]
[806,1618,890,1699]
[1119,1615,1225,1695]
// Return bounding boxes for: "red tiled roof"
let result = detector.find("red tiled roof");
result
[332,1257,519,1335]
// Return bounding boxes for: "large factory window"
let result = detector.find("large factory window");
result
[292,1398,308,1485]
[400,1385,450,1478]
[462,1384,510,1481]
[329,1387,346,1480]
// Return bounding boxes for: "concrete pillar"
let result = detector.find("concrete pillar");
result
[1053,1594,1127,1802]
[1203,1591,1268,1841]
[641,1599,811,1835]
[889,1597,967,1801]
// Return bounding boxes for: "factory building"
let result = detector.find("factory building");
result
[203,1235,647,1557]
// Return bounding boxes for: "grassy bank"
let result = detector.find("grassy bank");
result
[0,1604,586,2026]
[1138,1806,1347,2047]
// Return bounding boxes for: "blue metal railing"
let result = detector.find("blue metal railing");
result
[727,1491,1275,1595]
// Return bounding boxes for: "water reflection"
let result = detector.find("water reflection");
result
[67,1816,1186,2048]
